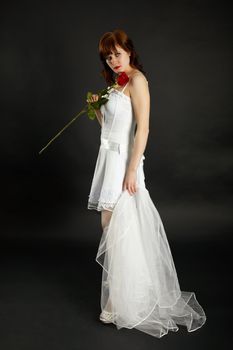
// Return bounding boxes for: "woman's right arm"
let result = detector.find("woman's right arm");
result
[94,109,103,127]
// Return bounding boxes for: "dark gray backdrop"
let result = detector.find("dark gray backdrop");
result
[1,0,232,241]
[0,0,232,349]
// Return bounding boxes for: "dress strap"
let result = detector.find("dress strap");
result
[121,81,129,93]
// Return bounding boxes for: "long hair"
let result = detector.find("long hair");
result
[98,29,146,85]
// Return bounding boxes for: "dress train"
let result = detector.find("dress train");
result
[95,187,206,338]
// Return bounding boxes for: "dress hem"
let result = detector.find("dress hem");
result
[87,201,116,212]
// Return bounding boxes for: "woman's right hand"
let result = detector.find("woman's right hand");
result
[86,94,99,103]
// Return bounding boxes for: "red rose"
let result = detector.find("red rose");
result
[116,72,129,86]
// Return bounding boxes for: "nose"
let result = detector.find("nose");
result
[107,57,119,68]
[110,60,118,67]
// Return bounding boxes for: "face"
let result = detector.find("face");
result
[105,44,131,74]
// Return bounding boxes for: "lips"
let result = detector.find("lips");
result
[114,65,121,69]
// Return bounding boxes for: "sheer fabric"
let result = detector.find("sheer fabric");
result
[96,187,206,338]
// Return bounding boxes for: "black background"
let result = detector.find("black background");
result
[0,0,232,349]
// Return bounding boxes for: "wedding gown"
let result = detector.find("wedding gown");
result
[87,79,207,338]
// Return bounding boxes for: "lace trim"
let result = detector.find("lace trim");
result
[87,200,116,212]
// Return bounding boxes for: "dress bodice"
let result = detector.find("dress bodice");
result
[100,82,136,146]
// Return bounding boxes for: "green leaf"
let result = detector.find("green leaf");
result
[87,104,96,120]
[87,91,93,99]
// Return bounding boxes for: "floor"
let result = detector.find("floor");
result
[0,225,231,350]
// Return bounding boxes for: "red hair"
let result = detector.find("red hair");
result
[98,29,147,85]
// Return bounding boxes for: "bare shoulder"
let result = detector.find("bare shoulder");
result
[129,70,149,86]
[128,70,149,100]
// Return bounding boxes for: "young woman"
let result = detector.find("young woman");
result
[87,29,206,338]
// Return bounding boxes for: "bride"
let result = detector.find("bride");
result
[87,28,207,338]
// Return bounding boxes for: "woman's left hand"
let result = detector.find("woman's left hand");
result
[122,169,138,195]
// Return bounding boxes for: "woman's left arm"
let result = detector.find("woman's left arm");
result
[122,74,150,195]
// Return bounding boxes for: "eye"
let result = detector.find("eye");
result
[105,51,121,61]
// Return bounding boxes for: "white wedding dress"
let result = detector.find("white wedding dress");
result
[87,79,206,338]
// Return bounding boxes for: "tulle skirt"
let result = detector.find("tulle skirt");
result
[95,187,207,338]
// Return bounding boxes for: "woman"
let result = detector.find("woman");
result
[87,29,206,338]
